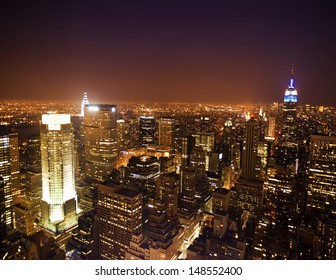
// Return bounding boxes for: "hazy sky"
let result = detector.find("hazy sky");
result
[1,0,335,105]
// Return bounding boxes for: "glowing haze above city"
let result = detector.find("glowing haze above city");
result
[1,0,336,105]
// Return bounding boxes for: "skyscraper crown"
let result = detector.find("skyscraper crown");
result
[284,64,298,102]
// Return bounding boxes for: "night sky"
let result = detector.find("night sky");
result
[1,0,335,105]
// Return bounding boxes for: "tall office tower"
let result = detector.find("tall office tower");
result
[117,118,126,151]
[266,116,276,140]
[156,173,178,217]
[221,119,234,164]
[0,177,6,254]
[282,65,298,148]
[84,104,118,181]
[242,118,259,179]
[190,146,206,177]
[80,91,89,117]
[266,175,303,226]
[180,166,197,212]
[314,211,336,259]
[139,116,155,146]
[71,115,85,180]
[97,181,142,260]
[0,126,20,227]
[9,129,20,205]
[306,135,336,216]
[257,141,269,180]
[124,114,139,149]
[172,122,182,154]
[190,146,210,210]
[192,131,215,171]
[40,114,77,233]
[26,134,41,169]
[158,117,175,150]
[181,135,195,166]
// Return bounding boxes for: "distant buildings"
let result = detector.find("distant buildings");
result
[1,72,336,260]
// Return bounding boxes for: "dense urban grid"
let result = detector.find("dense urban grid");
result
[0,68,335,260]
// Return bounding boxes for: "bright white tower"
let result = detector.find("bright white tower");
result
[40,114,77,233]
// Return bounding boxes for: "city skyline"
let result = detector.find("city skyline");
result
[1,1,336,106]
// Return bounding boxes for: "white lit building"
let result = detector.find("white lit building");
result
[40,114,77,233]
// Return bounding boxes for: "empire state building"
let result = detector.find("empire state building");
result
[282,65,298,148]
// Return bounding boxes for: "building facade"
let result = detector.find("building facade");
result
[40,114,77,233]
[84,104,118,181]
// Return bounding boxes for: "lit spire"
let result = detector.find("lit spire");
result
[80,90,89,117]
[284,64,298,103]
[289,64,295,89]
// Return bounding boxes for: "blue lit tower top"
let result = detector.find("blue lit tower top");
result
[284,64,298,102]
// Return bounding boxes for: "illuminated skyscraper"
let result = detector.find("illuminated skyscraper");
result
[80,91,89,117]
[84,104,118,181]
[117,118,126,151]
[307,135,336,216]
[0,177,6,253]
[158,117,174,149]
[0,126,19,227]
[242,118,259,179]
[282,65,298,148]
[98,181,142,260]
[156,173,178,217]
[266,116,276,140]
[40,114,77,233]
[139,116,155,146]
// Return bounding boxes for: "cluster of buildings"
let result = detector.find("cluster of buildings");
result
[0,68,335,260]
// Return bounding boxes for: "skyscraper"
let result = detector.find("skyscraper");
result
[84,104,118,181]
[180,166,196,212]
[97,181,142,260]
[266,116,276,141]
[282,65,298,148]
[181,135,195,166]
[80,91,89,117]
[242,118,259,179]
[156,173,178,217]
[139,116,155,146]
[40,114,77,233]
[306,135,336,216]
[158,117,174,150]
[0,125,19,227]
[0,177,6,254]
